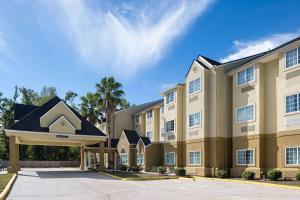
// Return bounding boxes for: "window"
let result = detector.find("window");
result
[189,78,201,94]
[286,47,300,68]
[136,153,144,165]
[286,147,300,165]
[134,115,140,123]
[165,120,175,132]
[166,91,175,104]
[237,105,254,123]
[165,152,175,165]
[189,112,201,127]
[119,153,128,165]
[237,67,255,86]
[189,151,201,165]
[286,93,300,113]
[237,149,254,165]
[146,110,152,118]
[146,131,153,141]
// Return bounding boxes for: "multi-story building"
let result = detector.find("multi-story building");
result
[97,36,300,179]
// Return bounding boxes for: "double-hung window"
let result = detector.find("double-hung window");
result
[134,115,140,123]
[189,78,201,94]
[136,153,144,165]
[166,91,175,104]
[189,151,201,165]
[146,110,152,118]
[165,120,175,132]
[237,105,254,123]
[286,47,300,68]
[165,152,175,165]
[286,147,300,165]
[146,131,153,141]
[286,93,300,113]
[237,149,254,165]
[119,153,128,165]
[189,112,201,127]
[237,67,255,86]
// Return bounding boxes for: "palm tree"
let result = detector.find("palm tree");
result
[96,77,124,168]
[80,92,101,125]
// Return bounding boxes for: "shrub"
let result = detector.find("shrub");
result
[175,168,186,176]
[151,166,158,173]
[217,169,229,178]
[296,171,300,181]
[117,164,127,171]
[157,166,167,175]
[128,165,142,172]
[241,171,255,180]
[267,169,282,181]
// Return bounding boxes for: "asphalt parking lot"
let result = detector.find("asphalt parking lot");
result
[7,168,300,200]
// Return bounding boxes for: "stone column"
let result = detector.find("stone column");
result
[8,136,19,173]
[80,146,84,170]
[99,142,105,171]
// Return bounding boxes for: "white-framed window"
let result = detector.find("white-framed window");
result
[189,112,201,127]
[165,152,175,165]
[285,147,300,165]
[189,78,201,94]
[237,149,254,165]
[286,47,300,69]
[165,120,175,132]
[189,151,201,165]
[166,91,175,104]
[237,66,255,86]
[237,105,254,123]
[146,110,152,118]
[146,131,153,141]
[134,115,140,123]
[119,153,128,165]
[136,153,144,165]
[286,93,300,113]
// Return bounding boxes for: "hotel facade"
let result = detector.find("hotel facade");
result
[96,37,300,178]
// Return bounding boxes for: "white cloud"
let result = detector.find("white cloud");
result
[220,31,300,63]
[158,83,177,92]
[40,0,213,76]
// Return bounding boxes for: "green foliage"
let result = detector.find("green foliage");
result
[241,171,255,180]
[64,91,78,110]
[151,166,158,173]
[80,92,101,125]
[217,169,229,178]
[18,86,56,106]
[157,166,167,174]
[117,164,128,171]
[267,169,282,181]
[128,165,142,172]
[296,171,300,181]
[175,167,186,176]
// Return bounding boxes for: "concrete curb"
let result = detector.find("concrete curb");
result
[192,176,300,190]
[99,171,179,181]
[0,173,17,200]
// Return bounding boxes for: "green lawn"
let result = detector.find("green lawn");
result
[105,171,178,180]
[0,173,13,193]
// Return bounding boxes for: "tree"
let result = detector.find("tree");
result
[96,77,124,168]
[64,91,78,110]
[80,92,101,125]
[18,86,56,106]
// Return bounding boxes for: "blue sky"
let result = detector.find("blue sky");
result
[0,0,300,105]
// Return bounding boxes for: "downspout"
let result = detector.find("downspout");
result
[213,66,218,177]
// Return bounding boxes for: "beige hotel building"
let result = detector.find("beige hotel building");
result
[96,37,300,178]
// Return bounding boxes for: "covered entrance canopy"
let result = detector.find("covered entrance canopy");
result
[5,96,107,173]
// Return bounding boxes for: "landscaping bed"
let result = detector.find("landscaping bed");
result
[104,171,178,180]
[235,178,300,187]
[0,173,13,193]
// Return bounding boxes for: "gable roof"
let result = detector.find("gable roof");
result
[140,136,151,146]
[14,104,39,121]
[199,55,221,66]
[8,96,106,136]
[123,129,140,145]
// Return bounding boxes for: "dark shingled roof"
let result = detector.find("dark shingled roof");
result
[140,136,151,146]
[14,104,39,121]
[123,129,140,145]
[8,96,106,137]
[87,138,119,148]
[200,55,221,66]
